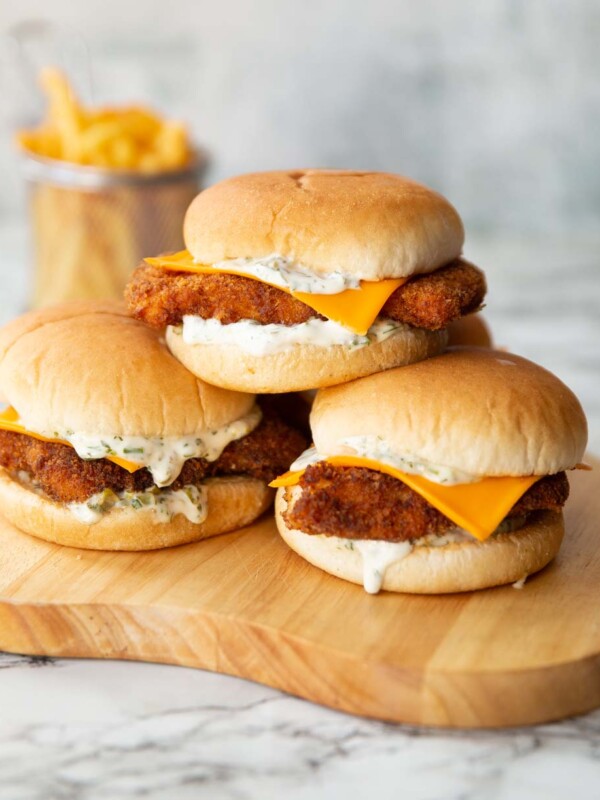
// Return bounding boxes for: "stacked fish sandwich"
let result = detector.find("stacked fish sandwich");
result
[126,169,487,392]
[0,302,305,550]
[272,348,588,594]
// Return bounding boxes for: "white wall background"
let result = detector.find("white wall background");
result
[1,0,599,236]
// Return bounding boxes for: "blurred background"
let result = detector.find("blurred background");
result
[0,0,598,444]
[2,0,599,233]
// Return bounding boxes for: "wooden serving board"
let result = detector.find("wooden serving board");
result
[0,459,598,729]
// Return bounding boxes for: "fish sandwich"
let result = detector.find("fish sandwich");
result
[272,348,587,594]
[0,302,305,550]
[126,169,487,393]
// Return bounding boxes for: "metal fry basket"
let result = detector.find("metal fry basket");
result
[21,150,208,307]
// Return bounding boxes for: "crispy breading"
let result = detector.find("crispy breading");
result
[0,412,307,504]
[381,260,486,330]
[283,463,569,542]
[125,259,486,331]
[124,266,315,328]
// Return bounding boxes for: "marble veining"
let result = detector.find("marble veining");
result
[0,654,600,800]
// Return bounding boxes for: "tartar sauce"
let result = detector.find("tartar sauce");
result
[289,446,325,471]
[353,540,413,594]
[289,441,478,486]
[210,254,360,295]
[36,405,262,487]
[339,526,509,594]
[339,436,478,485]
[177,317,406,356]
[68,485,208,526]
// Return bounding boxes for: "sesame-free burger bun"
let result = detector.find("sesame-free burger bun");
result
[166,324,448,394]
[0,470,272,550]
[184,170,465,281]
[311,348,588,478]
[275,488,564,594]
[0,301,255,436]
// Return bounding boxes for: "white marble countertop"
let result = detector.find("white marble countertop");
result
[0,221,599,799]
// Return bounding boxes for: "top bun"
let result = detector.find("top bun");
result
[311,348,587,477]
[184,170,464,281]
[0,301,255,437]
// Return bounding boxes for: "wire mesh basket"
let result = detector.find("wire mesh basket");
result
[21,150,207,307]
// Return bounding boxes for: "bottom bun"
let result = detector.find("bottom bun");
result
[0,470,272,551]
[275,488,564,594]
[166,325,447,393]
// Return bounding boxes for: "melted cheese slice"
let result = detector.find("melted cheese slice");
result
[0,407,141,473]
[145,251,406,335]
[270,455,541,541]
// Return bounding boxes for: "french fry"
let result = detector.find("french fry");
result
[39,67,83,161]
[154,121,190,169]
[79,120,129,156]
[16,68,192,171]
[120,108,163,141]
[16,128,62,159]
[108,136,138,170]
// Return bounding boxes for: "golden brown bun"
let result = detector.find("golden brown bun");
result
[184,170,464,281]
[275,488,564,594]
[0,470,272,551]
[0,301,255,436]
[311,347,587,477]
[447,314,492,348]
[166,324,447,393]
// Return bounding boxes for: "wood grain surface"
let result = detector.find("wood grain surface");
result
[0,459,598,729]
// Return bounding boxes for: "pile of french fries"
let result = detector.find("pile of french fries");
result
[17,68,192,172]
[17,68,199,308]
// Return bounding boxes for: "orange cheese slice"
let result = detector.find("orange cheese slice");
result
[145,251,406,336]
[270,455,541,542]
[0,407,142,473]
